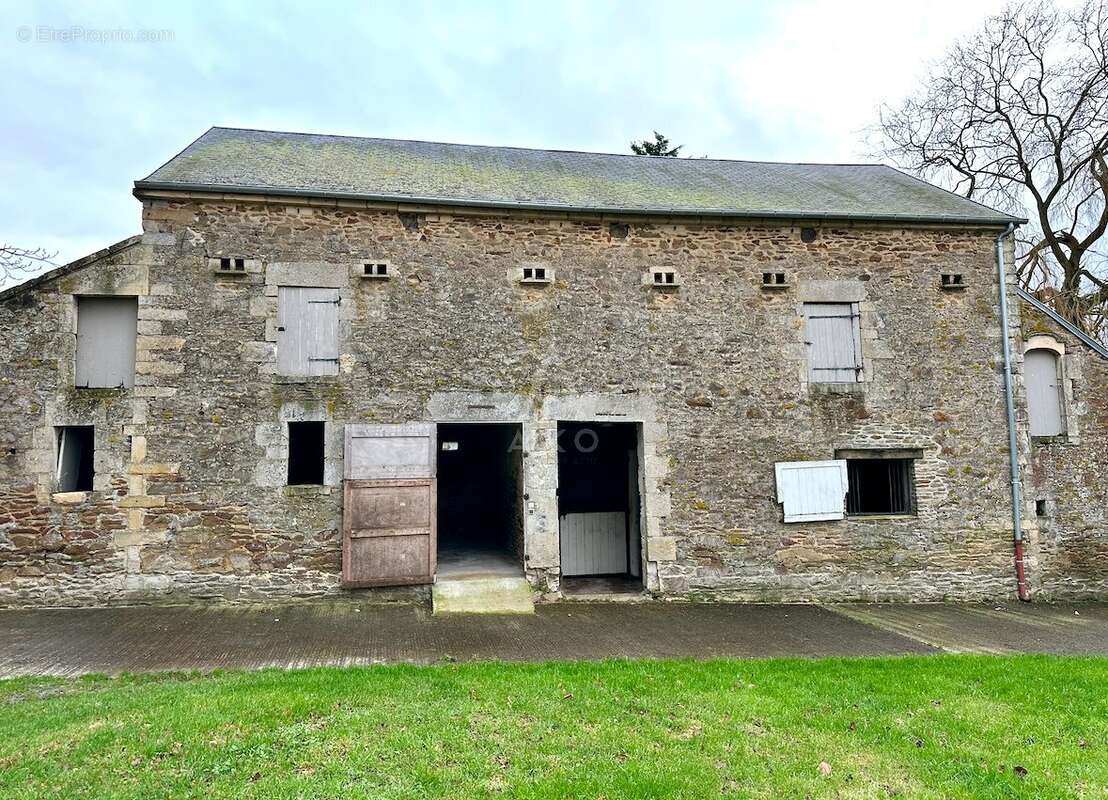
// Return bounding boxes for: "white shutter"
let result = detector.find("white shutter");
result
[278,287,340,376]
[1026,350,1064,436]
[775,460,848,523]
[804,303,862,382]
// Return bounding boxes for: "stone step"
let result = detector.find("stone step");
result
[432,576,535,615]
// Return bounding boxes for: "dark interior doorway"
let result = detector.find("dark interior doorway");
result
[436,423,524,578]
[557,421,642,592]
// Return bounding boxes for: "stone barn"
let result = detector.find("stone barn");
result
[1,126,1105,610]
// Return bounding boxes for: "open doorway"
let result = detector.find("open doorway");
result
[557,421,643,594]
[436,423,524,578]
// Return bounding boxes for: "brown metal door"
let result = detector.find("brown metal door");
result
[342,424,437,587]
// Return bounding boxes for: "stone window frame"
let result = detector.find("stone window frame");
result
[260,262,356,384]
[794,280,886,393]
[254,402,343,492]
[32,401,122,505]
[831,432,945,523]
[835,447,924,519]
[55,262,151,391]
[514,262,554,285]
[1023,334,1079,444]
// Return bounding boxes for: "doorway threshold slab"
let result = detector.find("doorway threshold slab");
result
[432,576,535,615]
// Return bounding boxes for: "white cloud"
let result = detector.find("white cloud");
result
[724,0,1013,161]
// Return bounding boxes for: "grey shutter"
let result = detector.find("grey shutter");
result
[75,297,138,388]
[1026,350,1064,436]
[804,303,862,382]
[278,287,340,376]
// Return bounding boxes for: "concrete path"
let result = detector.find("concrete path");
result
[831,602,1108,655]
[0,601,1105,678]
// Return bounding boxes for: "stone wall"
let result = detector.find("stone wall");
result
[1020,305,1108,598]
[0,195,1062,605]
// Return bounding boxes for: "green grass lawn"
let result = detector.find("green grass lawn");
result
[1,656,1105,799]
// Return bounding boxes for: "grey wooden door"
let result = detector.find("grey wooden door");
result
[342,424,437,587]
[1026,349,1064,436]
[277,287,340,376]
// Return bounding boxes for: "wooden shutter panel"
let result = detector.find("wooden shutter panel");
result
[775,460,848,523]
[345,424,437,480]
[1026,350,1064,436]
[343,424,437,587]
[804,303,862,382]
[75,297,138,388]
[560,512,628,576]
[278,287,339,376]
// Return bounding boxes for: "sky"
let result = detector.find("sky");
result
[1,0,1016,281]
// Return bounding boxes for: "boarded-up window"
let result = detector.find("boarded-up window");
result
[804,303,862,382]
[75,297,138,388]
[775,460,848,523]
[277,287,340,376]
[1026,349,1064,436]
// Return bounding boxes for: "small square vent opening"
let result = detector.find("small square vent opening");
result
[761,271,788,288]
[362,262,390,279]
[214,257,248,275]
[941,273,966,289]
[651,269,679,287]
[519,266,552,284]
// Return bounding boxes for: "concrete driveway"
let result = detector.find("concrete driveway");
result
[0,601,1105,677]
[831,602,1108,655]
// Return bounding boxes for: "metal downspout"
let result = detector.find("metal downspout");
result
[996,222,1030,601]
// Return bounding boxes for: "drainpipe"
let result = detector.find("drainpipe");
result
[996,222,1029,601]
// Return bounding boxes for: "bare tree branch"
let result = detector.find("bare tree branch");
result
[0,245,58,286]
[871,1,1108,342]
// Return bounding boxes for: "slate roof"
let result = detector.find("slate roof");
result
[135,127,1022,225]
